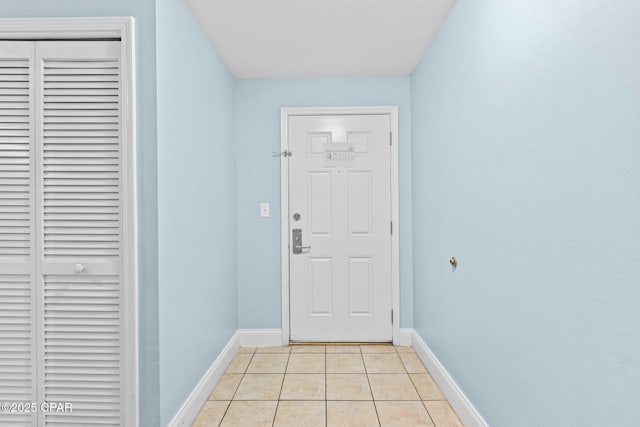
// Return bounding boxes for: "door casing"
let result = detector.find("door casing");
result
[280,106,400,345]
[0,17,138,426]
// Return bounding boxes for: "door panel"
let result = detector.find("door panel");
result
[35,41,124,427]
[308,257,332,315]
[0,41,37,427]
[308,172,332,236]
[347,171,372,235]
[289,114,392,342]
[349,257,373,315]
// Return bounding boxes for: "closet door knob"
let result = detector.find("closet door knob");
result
[74,264,85,273]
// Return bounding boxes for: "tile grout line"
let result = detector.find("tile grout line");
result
[421,399,438,427]
[397,346,423,396]
[397,346,438,426]
[218,348,255,427]
[361,345,382,427]
[271,347,291,427]
[322,348,328,426]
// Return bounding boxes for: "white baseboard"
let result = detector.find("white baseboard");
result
[167,331,240,427]
[238,328,283,347]
[394,328,413,346]
[412,331,489,427]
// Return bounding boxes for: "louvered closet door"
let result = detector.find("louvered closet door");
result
[0,41,37,427]
[35,41,124,427]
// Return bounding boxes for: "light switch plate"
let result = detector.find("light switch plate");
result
[260,202,270,217]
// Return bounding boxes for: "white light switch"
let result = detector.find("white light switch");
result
[260,202,270,217]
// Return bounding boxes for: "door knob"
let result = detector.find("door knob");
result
[74,263,85,273]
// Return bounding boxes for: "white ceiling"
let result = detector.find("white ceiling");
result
[183,0,456,79]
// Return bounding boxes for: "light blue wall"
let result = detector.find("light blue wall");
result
[156,0,237,425]
[235,77,413,329]
[411,1,640,426]
[0,1,160,425]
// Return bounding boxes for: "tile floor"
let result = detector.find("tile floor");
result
[193,344,463,427]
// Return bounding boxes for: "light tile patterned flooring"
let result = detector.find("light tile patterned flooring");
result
[193,344,463,427]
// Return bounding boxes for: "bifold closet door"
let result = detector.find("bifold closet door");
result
[0,40,125,426]
[0,41,37,427]
[35,41,124,426]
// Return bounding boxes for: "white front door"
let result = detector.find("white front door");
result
[288,113,392,342]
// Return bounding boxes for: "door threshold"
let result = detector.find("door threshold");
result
[289,341,393,346]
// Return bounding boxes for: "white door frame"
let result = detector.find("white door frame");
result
[0,17,138,426]
[280,106,400,345]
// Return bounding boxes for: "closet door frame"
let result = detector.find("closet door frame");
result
[0,17,137,426]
